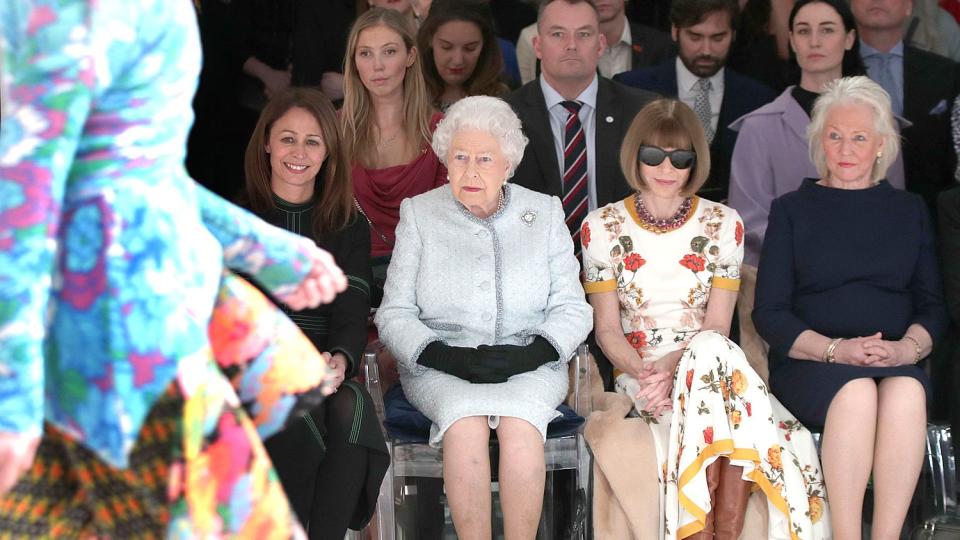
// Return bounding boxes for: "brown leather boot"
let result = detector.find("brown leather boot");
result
[713,457,753,540]
[686,458,722,539]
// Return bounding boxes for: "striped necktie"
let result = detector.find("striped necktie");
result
[561,100,588,256]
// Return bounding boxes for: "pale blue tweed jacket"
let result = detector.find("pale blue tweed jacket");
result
[375,183,592,445]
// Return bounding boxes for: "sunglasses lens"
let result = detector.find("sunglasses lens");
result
[638,146,666,167]
[669,151,696,169]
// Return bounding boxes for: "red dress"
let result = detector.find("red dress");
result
[352,113,447,258]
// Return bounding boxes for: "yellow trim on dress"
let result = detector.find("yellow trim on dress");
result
[623,194,701,234]
[711,277,741,292]
[675,439,800,540]
[583,279,618,294]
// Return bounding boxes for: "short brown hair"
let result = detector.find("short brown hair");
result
[537,0,599,30]
[670,0,739,31]
[619,99,711,196]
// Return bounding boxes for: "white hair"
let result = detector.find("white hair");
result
[807,76,901,183]
[431,96,529,179]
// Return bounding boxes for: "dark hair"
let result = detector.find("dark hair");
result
[739,0,771,38]
[418,0,508,103]
[537,0,600,28]
[787,0,866,82]
[670,0,740,31]
[244,88,354,238]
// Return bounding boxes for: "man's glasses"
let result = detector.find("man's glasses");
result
[637,145,696,170]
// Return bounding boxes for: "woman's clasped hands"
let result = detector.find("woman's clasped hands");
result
[634,349,684,418]
[830,332,917,367]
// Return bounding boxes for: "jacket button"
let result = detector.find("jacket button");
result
[478,230,489,239]
[482,312,493,322]
[479,281,491,291]
[478,254,489,263]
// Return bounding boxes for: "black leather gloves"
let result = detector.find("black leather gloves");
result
[417,336,559,384]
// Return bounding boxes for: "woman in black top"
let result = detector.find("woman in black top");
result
[242,87,388,540]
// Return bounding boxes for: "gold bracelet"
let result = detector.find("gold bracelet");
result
[824,338,844,363]
[902,335,922,364]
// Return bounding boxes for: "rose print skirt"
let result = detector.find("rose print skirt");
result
[616,330,829,539]
[0,273,331,539]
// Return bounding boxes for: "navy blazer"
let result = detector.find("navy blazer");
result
[503,77,658,209]
[614,59,776,202]
[900,46,960,214]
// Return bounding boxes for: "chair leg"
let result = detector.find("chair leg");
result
[687,458,721,539]
[713,458,752,540]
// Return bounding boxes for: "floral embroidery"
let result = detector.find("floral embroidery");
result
[581,221,591,248]
[768,444,783,470]
[626,331,648,349]
[623,253,645,271]
[730,369,748,396]
[679,254,706,273]
[735,221,744,246]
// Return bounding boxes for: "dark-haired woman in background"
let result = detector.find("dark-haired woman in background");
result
[417,0,509,111]
[243,87,389,540]
[727,0,907,381]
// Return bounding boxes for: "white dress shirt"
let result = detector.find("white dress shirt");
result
[676,58,724,135]
[539,74,600,211]
[598,20,633,79]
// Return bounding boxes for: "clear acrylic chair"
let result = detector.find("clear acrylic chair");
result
[357,343,595,540]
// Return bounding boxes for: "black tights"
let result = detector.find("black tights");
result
[266,383,381,540]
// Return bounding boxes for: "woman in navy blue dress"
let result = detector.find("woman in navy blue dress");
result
[754,76,949,538]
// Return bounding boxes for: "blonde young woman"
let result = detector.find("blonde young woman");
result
[341,8,446,301]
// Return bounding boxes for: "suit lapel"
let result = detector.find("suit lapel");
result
[663,62,680,96]
[595,79,623,206]
[903,47,930,121]
[522,83,563,197]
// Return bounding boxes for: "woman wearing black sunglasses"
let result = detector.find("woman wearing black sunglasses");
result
[581,98,828,537]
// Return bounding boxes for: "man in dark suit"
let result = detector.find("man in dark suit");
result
[938,187,960,461]
[516,0,675,84]
[852,0,960,212]
[505,0,655,393]
[614,0,776,202]
[505,0,657,213]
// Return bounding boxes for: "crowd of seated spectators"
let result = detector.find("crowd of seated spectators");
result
[135,0,960,536]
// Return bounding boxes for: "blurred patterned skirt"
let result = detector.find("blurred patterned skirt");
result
[0,273,331,539]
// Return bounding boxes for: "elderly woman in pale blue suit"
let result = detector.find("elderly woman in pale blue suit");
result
[375,95,592,540]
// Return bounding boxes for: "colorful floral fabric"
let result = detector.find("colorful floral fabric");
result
[0,274,330,538]
[0,0,333,536]
[581,197,829,538]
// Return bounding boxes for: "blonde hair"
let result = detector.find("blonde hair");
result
[807,76,900,183]
[619,99,711,196]
[341,8,434,167]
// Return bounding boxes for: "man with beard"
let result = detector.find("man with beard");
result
[615,0,775,201]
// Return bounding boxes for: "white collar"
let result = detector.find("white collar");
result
[676,57,725,94]
[539,73,599,111]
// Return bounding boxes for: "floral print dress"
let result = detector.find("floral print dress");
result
[581,196,829,539]
[1,0,331,537]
